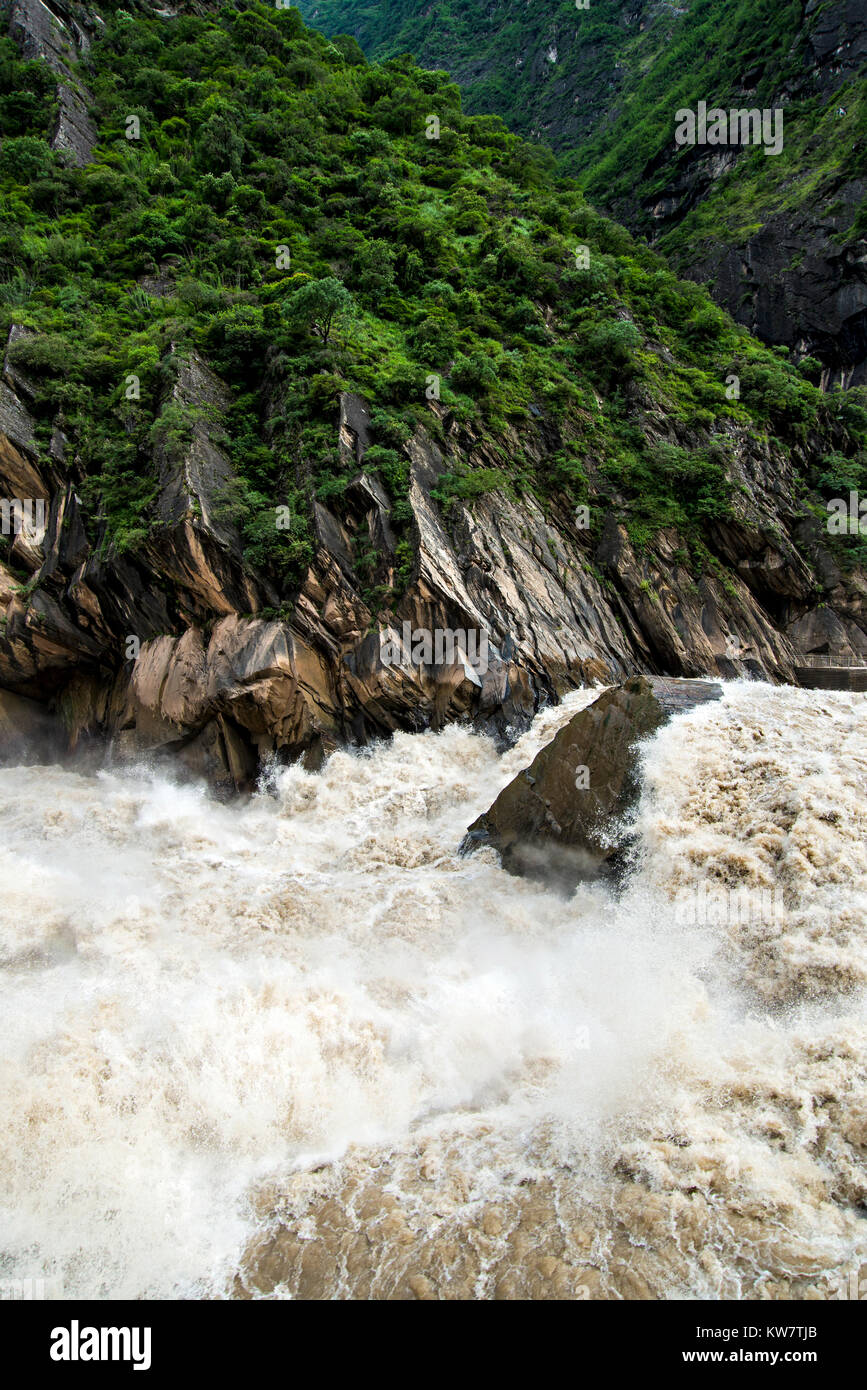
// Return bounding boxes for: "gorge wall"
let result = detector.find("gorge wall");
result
[1,0,866,790]
[3,328,865,790]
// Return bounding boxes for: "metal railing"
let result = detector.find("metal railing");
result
[796,654,867,669]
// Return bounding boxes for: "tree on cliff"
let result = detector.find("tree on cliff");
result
[282,277,355,348]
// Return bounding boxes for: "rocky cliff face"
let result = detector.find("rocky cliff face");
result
[642,0,867,388]
[7,0,98,166]
[2,0,866,791]
[1,327,864,790]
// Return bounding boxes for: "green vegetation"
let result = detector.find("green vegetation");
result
[0,0,864,603]
[301,0,866,285]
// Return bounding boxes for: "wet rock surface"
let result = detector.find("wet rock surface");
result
[463,676,723,889]
[0,687,66,762]
[0,337,861,790]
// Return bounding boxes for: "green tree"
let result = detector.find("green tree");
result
[194,109,244,177]
[0,135,54,181]
[282,276,355,346]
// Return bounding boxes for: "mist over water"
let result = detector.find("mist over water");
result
[1,683,865,1299]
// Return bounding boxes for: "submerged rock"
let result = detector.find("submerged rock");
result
[462,676,723,891]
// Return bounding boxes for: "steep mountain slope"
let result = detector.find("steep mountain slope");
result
[301,0,867,385]
[1,0,865,788]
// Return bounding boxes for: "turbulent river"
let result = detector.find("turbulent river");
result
[1,681,865,1300]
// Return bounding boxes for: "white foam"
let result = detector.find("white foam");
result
[0,683,864,1298]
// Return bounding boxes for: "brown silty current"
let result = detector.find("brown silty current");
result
[0,683,865,1299]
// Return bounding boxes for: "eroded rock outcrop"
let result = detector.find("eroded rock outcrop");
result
[0,330,864,791]
[462,676,723,890]
[0,686,65,760]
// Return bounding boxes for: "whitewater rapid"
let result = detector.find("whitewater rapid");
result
[0,682,865,1299]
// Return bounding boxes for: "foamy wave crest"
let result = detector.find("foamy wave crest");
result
[0,684,864,1299]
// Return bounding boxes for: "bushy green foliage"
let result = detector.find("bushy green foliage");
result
[301,0,866,295]
[0,38,57,138]
[282,276,355,346]
[0,0,862,612]
[433,466,508,504]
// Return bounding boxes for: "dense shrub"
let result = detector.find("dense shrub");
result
[0,0,858,598]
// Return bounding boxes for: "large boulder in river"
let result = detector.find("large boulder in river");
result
[462,676,722,890]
